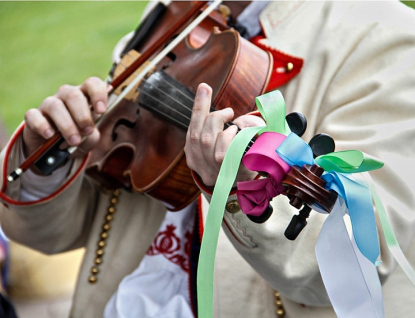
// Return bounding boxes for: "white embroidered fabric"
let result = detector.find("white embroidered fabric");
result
[103,203,196,318]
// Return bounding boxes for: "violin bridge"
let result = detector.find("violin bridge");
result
[113,50,152,102]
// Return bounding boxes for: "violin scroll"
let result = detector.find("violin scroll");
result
[283,164,337,212]
[283,164,338,240]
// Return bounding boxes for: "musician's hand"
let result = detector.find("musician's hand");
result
[185,83,264,187]
[23,77,107,159]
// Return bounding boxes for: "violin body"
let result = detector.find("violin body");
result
[86,2,272,211]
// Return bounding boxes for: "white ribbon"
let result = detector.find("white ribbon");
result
[315,198,384,318]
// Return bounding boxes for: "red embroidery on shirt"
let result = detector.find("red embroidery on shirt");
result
[147,224,192,272]
[250,35,304,92]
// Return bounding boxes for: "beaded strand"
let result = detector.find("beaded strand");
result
[88,189,121,283]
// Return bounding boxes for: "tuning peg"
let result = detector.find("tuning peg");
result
[282,163,338,240]
[285,112,307,137]
[283,133,335,240]
[308,133,335,158]
[284,205,311,240]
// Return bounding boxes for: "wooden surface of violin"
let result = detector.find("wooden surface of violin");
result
[86,1,273,211]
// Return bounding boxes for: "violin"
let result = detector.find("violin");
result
[86,1,272,211]
[9,1,273,211]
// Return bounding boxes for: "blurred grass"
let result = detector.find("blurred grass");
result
[0,1,148,134]
[402,1,415,9]
[1,1,415,135]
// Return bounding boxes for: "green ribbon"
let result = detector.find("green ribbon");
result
[276,134,384,264]
[315,150,384,173]
[362,172,415,285]
[278,133,415,281]
[197,88,415,317]
[197,89,415,317]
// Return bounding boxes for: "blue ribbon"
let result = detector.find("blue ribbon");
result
[276,133,380,265]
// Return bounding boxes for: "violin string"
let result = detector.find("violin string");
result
[138,70,195,106]
[123,72,238,131]
[100,71,195,133]
[135,82,238,133]
[145,70,195,104]
[114,64,226,130]
[134,74,254,152]
[138,74,194,113]
[111,66,244,136]
[107,68,193,130]
[123,68,196,125]
[119,60,195,105]
[137,74,237,130]
[136,88,192,128]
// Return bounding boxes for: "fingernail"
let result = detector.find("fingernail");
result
[44,128,55,139]
[95,101,106,113]
[224,107,234,117]
[69,134,81,146]
[227,124,238,134]
[83,126,94,135]
[197,84,209,97]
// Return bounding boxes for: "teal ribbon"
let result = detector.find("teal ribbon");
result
[322,172,381,264]
[276,133,384,264]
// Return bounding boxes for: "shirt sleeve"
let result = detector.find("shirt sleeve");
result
[19,144,73,202]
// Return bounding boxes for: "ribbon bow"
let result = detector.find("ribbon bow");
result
[236,128,388,317]
[276,133,388,316]
[241,129,415,317]
[198,89,415,318]
[236,132,289,217]
[238,129,385,264]
[277,132,384,264]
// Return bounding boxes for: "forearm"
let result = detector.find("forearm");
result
[0,128,99,254]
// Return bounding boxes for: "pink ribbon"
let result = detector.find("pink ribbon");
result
[237,132,291,216]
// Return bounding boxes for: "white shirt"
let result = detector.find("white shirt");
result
[103,203,196,318]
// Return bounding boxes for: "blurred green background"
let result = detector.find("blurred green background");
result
[0,0,148,135]
[1,1,415,136]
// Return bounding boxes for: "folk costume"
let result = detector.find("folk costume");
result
[1,1,415,317]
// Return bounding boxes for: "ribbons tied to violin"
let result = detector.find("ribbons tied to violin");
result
[236,132,289,217]
[197,89,415,318]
